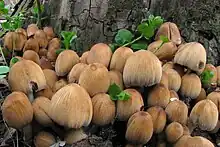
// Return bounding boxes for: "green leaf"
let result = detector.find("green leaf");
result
[131,42,148,50]
[138,23,155,39]
[10,57,19,64]
[1,22,10,30]
[109,43,119,52]
[0,74,6,79]
[117,92,131,101]
[200,70,214,85]
[0,8,8,15]
[160,35,169,43]
[61,31,77,49]
[56,49,66,55]
[152,16,164,28]
[0,66,9,75]
[114,29,134,45]
[0,1,5,8]
[108,83,122,97]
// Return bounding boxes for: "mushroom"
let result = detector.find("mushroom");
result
[43,26,55,41]
[91,93,116,126]
[155,22,181,45]
[123,50,162,87]
[78,63,110,96]
[40,56,54,70]
[162,61,185,77]
[23,38,40,53]
[125,111,153,145]
[80,51,89,64]
[34,30,49,48]
[34,131,56,147]
[194,88,206,103]
[68,63,88,83]
[47,38,61,62]
[146,106,167,134]
[64,128,88,145]
[8,60,47,102]
[43,69,58,89]
[52,78,68,92]
[216,66,220,86]
[87,43,112,68]
[170,90,179,100]
[38,48,48,58]
[189,99,218,132]
[165,122,184,143]
[116,89,144,121]
[203,64,217,88]
[49,83,93,128]
[108,70,124,90]
[147,40,178,61]
[207,91,220,112]
[27,23,39,37]
[2,91,33,129]
[36,85,54,99]
[179,73,201,99]
[15,28,27,38]
[164,68,181,92]
[165,99,188,125]
[109,47,133,73]
[23,50,40,65]
[160,71,169,88]
[55,50,80,76]
[173,42,207,73]
[147,84,170,108]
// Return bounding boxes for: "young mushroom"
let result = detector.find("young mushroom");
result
[108,70,124,90]
[194,88,206,103]
[34,131,56,147]
[38,48,48,58]
[47,38,61,62]
[23,38,40,53]
[109,47,133,73]
[43,69,58,89]
[43,26,55,41]
[23,50,40,65]
[80,51,89,64]
[68,63,88,83]
[52,79,68,92]
[164,68,181,92]
[40,56,54,70]
[27,23,39,37]
[64,128,88,145]
[170,90,179,100]
[162,61,185,77]
[159,71,169,88]
[165,122,184,143]
[123,50,162,87]
[34,30,49,48]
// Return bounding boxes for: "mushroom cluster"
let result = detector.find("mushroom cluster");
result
[1,21,219,147]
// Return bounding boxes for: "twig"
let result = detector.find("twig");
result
[36,0,42,28]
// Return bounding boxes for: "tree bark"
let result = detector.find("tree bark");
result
[45,0,220,65]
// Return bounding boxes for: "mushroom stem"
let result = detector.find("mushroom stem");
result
[187,120,196,134]
[186,69,192,74]
[22,123,33,144]
[28,91,34,103]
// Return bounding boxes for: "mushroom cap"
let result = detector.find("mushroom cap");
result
[87,43,112,68]
[162,61,185,77]
[116,89,144,121]
[49,83,93,129]
[34,131,56,147]
[207,91,220,112]
[80,51,89,64]
[34,30,48,48]
[165,100,188,125]
[165,122,184,143]
[110,47,133,73]
[126,111,153,145]
[155,22,181,45]
[2,91,33,129]
[160,71,169,88]
[68,63,88,83]
[43,26,55,41]
[195,88,206,103]
[164,68,181,92]
[52,78,68,92]
[40,56,54,70]
[64,128,88,145]
[47,38,61,62]
[170,90,179,100]
[23,38,40,53]
[78,63,110,96]
[8,59,47,94]
[55,50,80,76]
[23,50,40,65]
[173,42,207,73]
[189,99,218,131]
[32,96,53,126]
[27,23,39,37]
[38,48,48,58]
[180,73,201,99]
[108,70,124,90]
[91,93,116,126]
[148,40,178,61]
[147,84,170,108]
[15,28,27,38]
[43,69,58,89]
[36,85,54,100]
[147,106,167,134]
[123,50,162,87]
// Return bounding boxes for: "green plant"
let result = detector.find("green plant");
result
[30,0,44,26]
[107,83,131,101]
[109,14,164,52]
[200,70,214,85]
[56,30,77,55]
[0,65,9,79]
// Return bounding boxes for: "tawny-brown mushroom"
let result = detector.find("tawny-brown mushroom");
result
[91,93,116,126]
[43,69,58,89]
[40,56,54,70]
[116,89,144,121]
[36,85,54,99]
[64,128,88,145]
[79,63,110,96]
[155,22,181,45]
[8,60,47,101]
[160,71,169,88]
[147,106,167,134]
[38,48,48,57]
[2,91,33,129]
[165,122,184,143]
[52,78,68,92]
[147,84,170,108]
[126,111,153,145]
[23,50,40,65]
[189,99,218,132]
[148,40,178,61]
[34,131,56,147]
[68,63,88,83]
[15,28,27,38]
[207,91,220,112]
[49,84,93,128]
[34,30,48,48]
[203,64,217,88]
[194,88,206,103]
[173,42,207,73]
[110,47,133,73]
[80,51,89,64]
[165,99,188,125]
[179,73,201,99]
[87,43,112,68]
[27,24,39,37]
[170,90,179,100]
[123,50,162,87]
[164,68,181,92]
[43,26,55,41]
[55,50,80,76]
[23,38,40,53]
[162,61,185,77]
[109,70,124,90]
[47,38,61,62]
